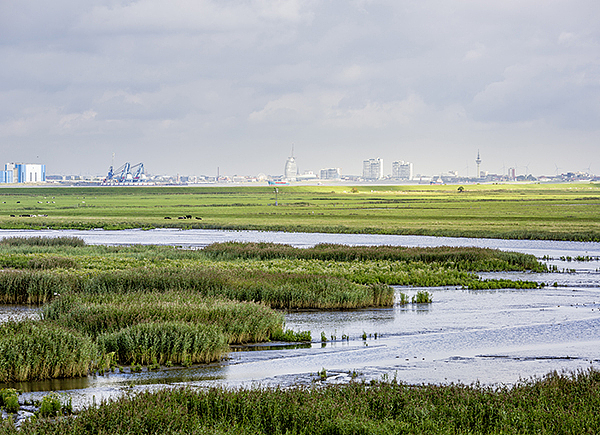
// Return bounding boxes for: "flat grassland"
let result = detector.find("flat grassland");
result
[0,183,599,240]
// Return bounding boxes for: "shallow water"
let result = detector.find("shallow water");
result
[1,229,599,410]
[1,228,600,256]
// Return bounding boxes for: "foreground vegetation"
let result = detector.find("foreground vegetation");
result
[0,183,599,241]
[3,369,599,434]
[0,237,545,382]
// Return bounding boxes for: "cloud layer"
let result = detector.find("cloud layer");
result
[1,0,599,177]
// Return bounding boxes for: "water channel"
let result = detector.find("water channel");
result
[1,229,599,411]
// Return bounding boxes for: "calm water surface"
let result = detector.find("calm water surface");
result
[1,229,599,410]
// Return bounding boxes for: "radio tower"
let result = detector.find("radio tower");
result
[475,150,482,179]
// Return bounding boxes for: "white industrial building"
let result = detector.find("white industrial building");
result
[1,163,46,183]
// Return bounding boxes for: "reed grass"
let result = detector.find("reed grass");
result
[42,292,286,344]
[411,290,432,303]
[0,236,86,247]
[97,321,229,365]
[203,242,546,272]
[6,369,600,434]
[0,320,96,382]
[0,270,75,304]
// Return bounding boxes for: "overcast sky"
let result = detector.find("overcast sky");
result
[1,0,599,178]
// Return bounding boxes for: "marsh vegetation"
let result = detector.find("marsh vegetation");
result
[0,236,547,383]
[3,369,599,434]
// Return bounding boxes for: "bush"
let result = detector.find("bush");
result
[38,393,62,418]
[0,389,19,414]
[412,290,432,304]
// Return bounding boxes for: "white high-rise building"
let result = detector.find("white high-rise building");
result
[362,158,383,180]
[392,161,413,180]
[320,168,341,180]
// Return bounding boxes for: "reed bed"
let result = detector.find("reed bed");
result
[97,322,229,365]
[0,320,96,382]
[0,236,86,247]
[0,270,75,304]
[42,292,286,344]
[202,242,546,272]
[7,369,600,434]
[0,265,393,309]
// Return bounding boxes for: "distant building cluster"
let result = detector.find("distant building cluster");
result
[0,163,46,184]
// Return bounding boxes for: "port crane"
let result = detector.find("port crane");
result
[104,162,145,183]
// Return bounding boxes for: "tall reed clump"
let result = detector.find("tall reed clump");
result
[0,270,77,304]
[202,242,546,272]
[0,320,96,382]
[97,322,229,365]
[80,267,394,309]
[0,236,86,247]
[42,292,286,344]
[8,369,600,434]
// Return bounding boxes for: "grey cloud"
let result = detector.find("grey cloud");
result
[1,0,599,176]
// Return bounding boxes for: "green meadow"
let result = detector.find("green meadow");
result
[0,183,599,240]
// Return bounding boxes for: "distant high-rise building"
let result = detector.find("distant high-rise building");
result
[284,146,297,181]
[391,161,413,180]
[320,168,341,180]
[362,158,383,180]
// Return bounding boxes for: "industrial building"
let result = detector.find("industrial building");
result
[362,158,383,180]
[1,163,46,183]
[391,160,413,180]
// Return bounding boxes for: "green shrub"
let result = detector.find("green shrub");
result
[412,290,432,304]
[0,389,19,414]
[38,393,61,418]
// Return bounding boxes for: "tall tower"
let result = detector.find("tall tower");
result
[284,144,297,181]
[475,150,482,179]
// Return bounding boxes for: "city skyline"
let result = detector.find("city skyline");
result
[1,1,599,177]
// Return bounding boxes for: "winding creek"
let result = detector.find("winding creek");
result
[1,229,600,411]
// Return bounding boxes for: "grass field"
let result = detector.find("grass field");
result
[0,183,599,240]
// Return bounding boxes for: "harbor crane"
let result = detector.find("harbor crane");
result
[104,162,145,183]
